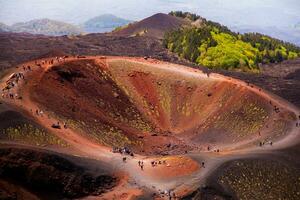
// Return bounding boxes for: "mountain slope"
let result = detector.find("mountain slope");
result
[111,13,190,39]
[11,19,83,36]
[164,11,300,71]
[82,14,132,33]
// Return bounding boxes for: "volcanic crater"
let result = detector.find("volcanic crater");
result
[28,57,297,155]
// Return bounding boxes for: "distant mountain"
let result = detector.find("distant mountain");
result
[10,19,83,36]
[0,22,12,32]
[111,13,190,39]
[82,14,132,33]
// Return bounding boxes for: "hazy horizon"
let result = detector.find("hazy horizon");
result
[0,0,299,44]
[0,0,299,26]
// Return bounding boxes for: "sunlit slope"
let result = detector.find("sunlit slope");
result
[108,59,296,148]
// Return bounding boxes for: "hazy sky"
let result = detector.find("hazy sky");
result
[0,0,299,28]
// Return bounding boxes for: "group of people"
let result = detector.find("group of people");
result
[259,140,273,147]
[22,65,32,71]
[274,105,280,113]
[35,108,44,117]
[1,72,25,100]
[113,146,134,157]
[1,92,19,100]
[150,159,166,167]
[33,56,69,68]
[51,121,67,129]
[138,160,144,170]
[154,189,177,200]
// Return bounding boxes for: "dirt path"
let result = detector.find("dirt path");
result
[0,55,299,199]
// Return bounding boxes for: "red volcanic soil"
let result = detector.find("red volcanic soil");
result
[23,56,297,155]
[0,56,299,199]
[111,13,189,39]
[140,156,199,180]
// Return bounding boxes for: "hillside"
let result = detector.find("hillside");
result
[164,11,300,71]
[10,19,83,36]
[82,14,132,33]
[111,13,190,39]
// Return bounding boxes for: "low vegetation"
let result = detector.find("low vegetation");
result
[164,11,300,71]
[1,124,69,147]
[217,159,300,200]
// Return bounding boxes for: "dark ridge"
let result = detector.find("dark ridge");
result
[0,148,118,199]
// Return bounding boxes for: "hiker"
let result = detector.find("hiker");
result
[172,192,176,199]
[270,141,273,146]
[51,122,61,129]
[259,142,262,147]
[122,157,127,163]
[19,73,24,79]
[138,160,141,166]
[112,147,118,153]
[207,146,210,151]
[201,162,205,168]
[207,71,210,77]
[151,161,155,167]
[140,161,144,170]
